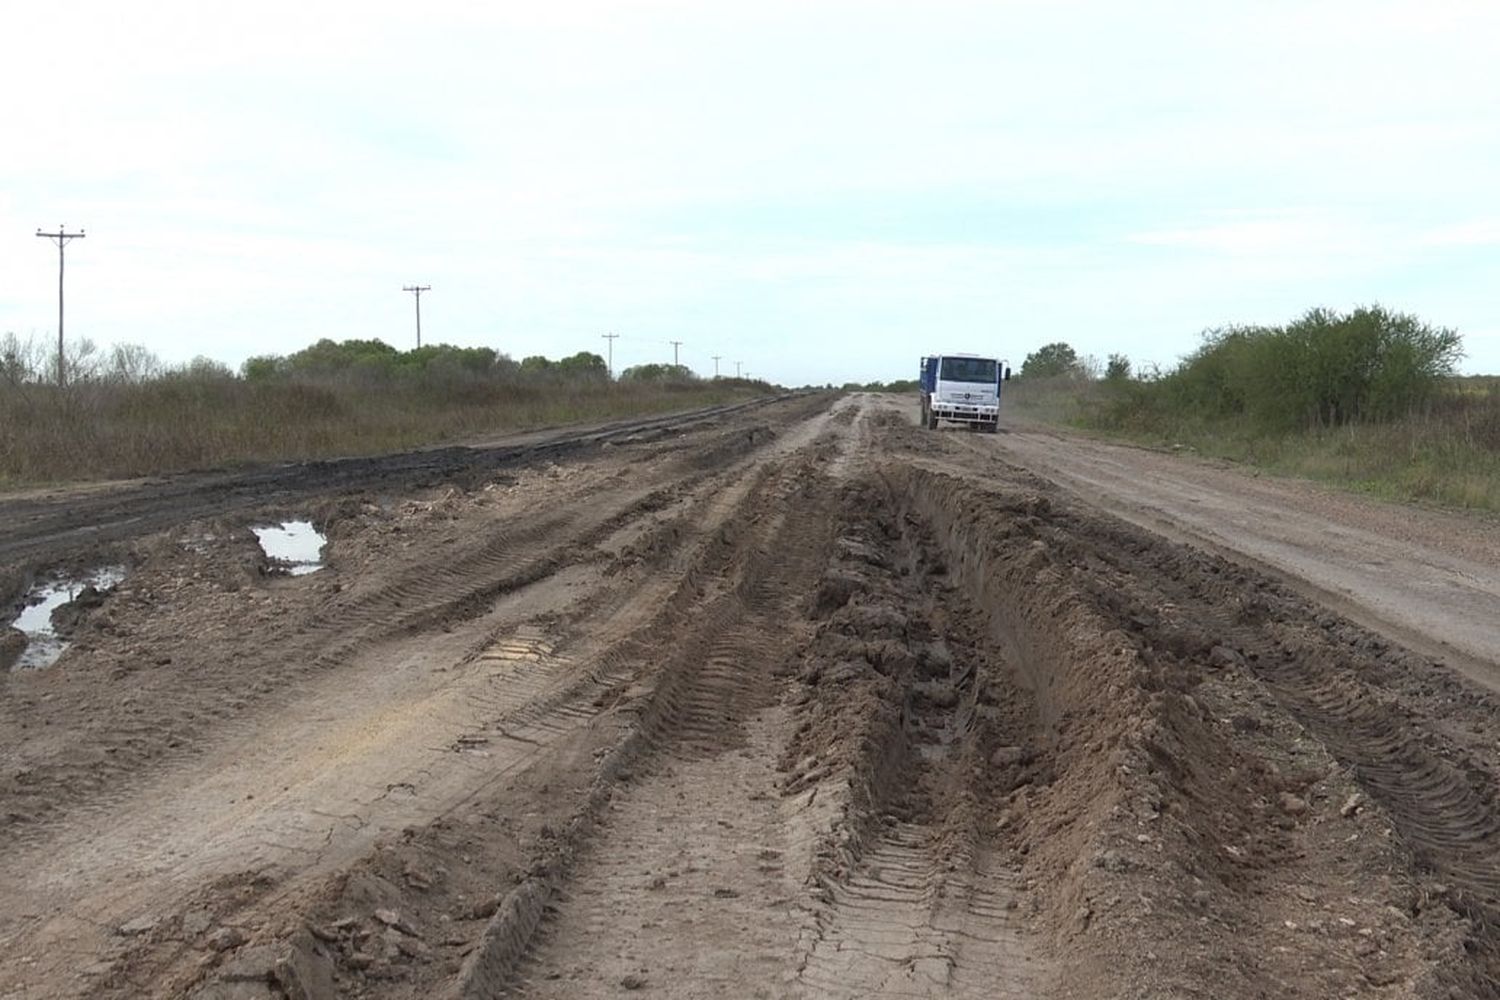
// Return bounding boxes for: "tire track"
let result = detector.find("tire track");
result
[791,480,1041,999]
[0,395,797,569]
[0,405,835,999]
[1249,652,1500,984]
[0,474,689,855]
[448,432,839,999]
[83,454,809,999]
[799,834,1033,999]
[1090,522,1500,988]
[3,403,792,848]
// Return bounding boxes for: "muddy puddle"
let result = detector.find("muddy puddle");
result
[252,520,327,575]
[8,567,126,669]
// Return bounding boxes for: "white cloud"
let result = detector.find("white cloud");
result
[4,0,1500,383]
[1127,212,1372,257]
[1418,221,1500,247]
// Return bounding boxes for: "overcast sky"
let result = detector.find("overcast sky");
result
[3,1,1499,385]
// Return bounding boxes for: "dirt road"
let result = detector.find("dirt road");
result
[3,393,1499,998]
[977,425,1500,690]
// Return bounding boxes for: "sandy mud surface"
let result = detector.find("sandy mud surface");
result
[980,424,1500,689]
[3,393,1499,998]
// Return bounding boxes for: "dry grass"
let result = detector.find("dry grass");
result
[1262,394,1500,510]
[0,376,763,487]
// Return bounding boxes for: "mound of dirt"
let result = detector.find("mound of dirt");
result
[0,626,26,670]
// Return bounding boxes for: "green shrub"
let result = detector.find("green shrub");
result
[620,363,697,382]
[1090,306,1461,435]
[1020,342,1081,379]
[1011,307,1499,511]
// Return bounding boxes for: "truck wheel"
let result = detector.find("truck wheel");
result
[927,410,938,430]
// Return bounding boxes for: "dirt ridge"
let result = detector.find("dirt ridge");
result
[867,440,1465,997]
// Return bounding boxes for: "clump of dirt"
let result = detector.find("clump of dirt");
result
[254,803,547,998]
[0,569,27,617]
[779,480,905,850]
[49,581,113,631]
[0,626,26,670]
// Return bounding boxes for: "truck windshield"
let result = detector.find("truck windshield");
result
[939,357,998,383]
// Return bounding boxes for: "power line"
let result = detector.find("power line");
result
[711,354,722,378]
[402,284,431,348]
[669,340,683,367]
[602,332,619,378]
[35,224,85,386]
[734,360,742,379]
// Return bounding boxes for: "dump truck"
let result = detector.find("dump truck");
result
[919,354,1011,432]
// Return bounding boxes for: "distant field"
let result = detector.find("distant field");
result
[0,377,764,487]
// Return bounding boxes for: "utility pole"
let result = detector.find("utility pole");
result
[711,354,722,378]
[734,360,742,379]
[602,332,619,378]
[36,225,85,386]
[669,340,683,368]
[402,284,430,348]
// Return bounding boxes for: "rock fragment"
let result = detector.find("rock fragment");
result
[207,927,249,952]
[1207,645,1244,669]
[118,914,158,936]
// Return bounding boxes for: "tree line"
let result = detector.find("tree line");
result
[1,334,727,388]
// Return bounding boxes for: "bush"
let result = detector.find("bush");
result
[1091,306,1461,434]
[620,363,696,383]
[1020,342,1082,379]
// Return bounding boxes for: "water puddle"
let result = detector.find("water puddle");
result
[9,566,127,670]
[252,520,327,576]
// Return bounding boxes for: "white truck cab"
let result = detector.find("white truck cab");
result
[918,354,1010,432]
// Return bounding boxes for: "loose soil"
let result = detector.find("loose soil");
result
[2,393,1498,998]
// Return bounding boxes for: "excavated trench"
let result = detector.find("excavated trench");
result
[785,475,1044,998]
[878,455,1487,998]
